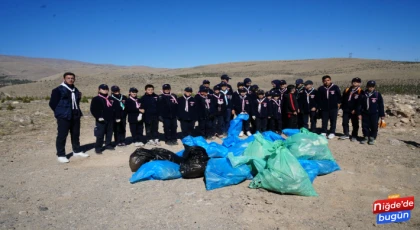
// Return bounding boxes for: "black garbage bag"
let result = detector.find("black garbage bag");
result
[129,148,183,172]
[179,145,210,178]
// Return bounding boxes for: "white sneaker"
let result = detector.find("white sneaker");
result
[57,157,69,163]
[239,131,244,137]
[134,142,144,147]
[147,140,156,146]
[328,133,335,139]
[246,131,252,136]
[73,152,89,158]
[154,139,160,146]
[321,133,327,137]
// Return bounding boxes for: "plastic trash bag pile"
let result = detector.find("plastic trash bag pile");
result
[129,114,340,196]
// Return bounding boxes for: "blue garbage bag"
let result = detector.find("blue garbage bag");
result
[227,135,255,156]
[282,128,300,136]
[262,131,285,142]
[222,135,241,147]
[207,142,228,158]
[205,158,253,190]
[315,160,341,175]
[129,160,181,183]
[176,150,184,157]
[182,136,209,149]
[298,160,320,183]
[227,113,249,137]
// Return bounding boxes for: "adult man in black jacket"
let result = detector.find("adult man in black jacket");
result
[49,72,89,163]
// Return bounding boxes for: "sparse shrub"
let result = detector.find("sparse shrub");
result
[7,104,15,111]
[6,96,12,101]
[81,96,89,103]
[1,98,5,103]
[44,96,51,100]
[22,97,31,103]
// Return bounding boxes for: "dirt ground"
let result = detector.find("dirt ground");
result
[0,100,419,230]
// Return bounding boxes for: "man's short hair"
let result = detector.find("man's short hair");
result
[145,84,154,90]
[322,75,331,81]
[63,72,75,78]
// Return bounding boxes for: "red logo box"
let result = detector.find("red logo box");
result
[373,196,415,214]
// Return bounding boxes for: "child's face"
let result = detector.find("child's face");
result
[185,91,192,97]
[99,89,109,95]
[297,83,303,88]
[258,94,264,99]
[271,82,276,88]
[280,84,286,89]
[146,87,154,94]
[222,79,228,83]
[352,82,361,88]
[246,82,252,86]
[240,92,247,96]
[163,89,170,94]
[305,84,313,90]
[130,92,137,97]
[200,91,208,96]
[203,84,210,88]
[238,86,244,90]
[323,78,331,86]
[113,91,120,95]
[367,86,375,92]
[290,89,296,94]
[221,86,227,91]
[214,89,220,94]
[273,96,280,100]
[267,96,272,100]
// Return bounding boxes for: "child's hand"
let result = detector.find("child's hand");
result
[311,107,316,111]
[116,119,121,123]
[252,116,256,120]
[139,109,145,113]
[358,115,362,120]
[98,118,105,122]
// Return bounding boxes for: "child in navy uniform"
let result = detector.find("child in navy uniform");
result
[265,91,273,131]
[90,84,117,154]
[270,80,281,94]
[317,75,341,139]
[295,79,305,128]
[298,80,318,132]
[219,82,233,135]
[251,90,270,133]
[232,88,252,137]
[194,86,214,139]
[201,80,214,95]
[248,85,259,133]
[177,87,196,138]
[158,84,179,145]
[283,85,299,129]
[269,91,282,133]
[359,80,385,145]
[340,77,363,141]
[243,78,252,93]
[232,82,245,102]
[110,85,127,147]
[212,85,227,137]
[220,74,234,94]
[140,84,160,146]
[125,87,145,147]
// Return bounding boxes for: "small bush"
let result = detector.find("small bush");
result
[6,96,12,101]
[1,98,5,103]
[22,97,31,103]
[7,104,15,111]
[44,96,51,100]
[81,96,89,103]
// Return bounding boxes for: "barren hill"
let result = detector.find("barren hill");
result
[0,55,419,97]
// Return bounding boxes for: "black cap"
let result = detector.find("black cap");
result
[265,91,272,97]
[250,85,259,91]
[244,78,252,84]
[219,82,227,87]
[111,85,120,92]
[199,85,209,92]
[367,80,376,87]
[184,87,193,92]
[162,84,171,90]
[213,85,221,91]
[238,88,247,93]
[352,77,362,83]
[272,91,280,97]
[237,82,245,87]
[203,80,210,84]
[129,87,138,93]
[279,80,287,85]
[257,90,265,95]
[304,80,313,85]
[98,84,109,90]
[221,74,231,80]
[295,79,304,85]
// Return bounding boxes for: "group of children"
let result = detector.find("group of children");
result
[89,74,385,153]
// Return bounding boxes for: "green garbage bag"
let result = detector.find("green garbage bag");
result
[228,133,275,175]
[249,143,318,197]
[284,128,335,161]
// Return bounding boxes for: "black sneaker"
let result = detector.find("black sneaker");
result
[368,137,376,145]
[339,135,349,140]
[350,136,357,142]
[172,140,179,145]
[95,149,103,154]
[105,146,115,151]
[165,141,173,146]
[360,137,368,144]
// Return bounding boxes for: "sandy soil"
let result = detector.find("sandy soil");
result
[0,100,419,230]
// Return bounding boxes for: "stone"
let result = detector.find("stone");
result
[400,118,410,124]
[388,139,401,146]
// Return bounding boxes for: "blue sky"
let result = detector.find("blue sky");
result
[0,0,419,68]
